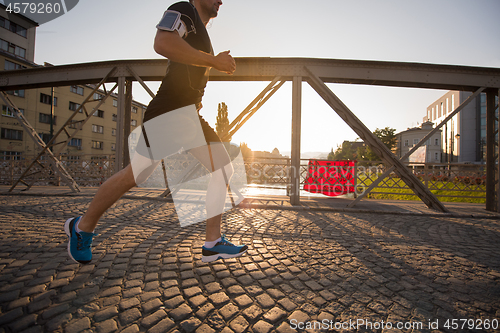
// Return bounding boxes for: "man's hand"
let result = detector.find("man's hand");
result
[213,51,236,75]
[154,30,236,74]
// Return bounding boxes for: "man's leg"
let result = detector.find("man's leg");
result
[188,143,247,262]
[65,164,137,264]
[78,164,137,232]
[188,143,231,241]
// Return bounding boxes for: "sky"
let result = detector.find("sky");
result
[31,0,500,156]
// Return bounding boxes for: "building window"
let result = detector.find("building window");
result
[112,128,116,136]
[435,138,439,146]
[113,99,118,107]
[93,93,104,100]
[92,124,104,134]
[112,114,117,122]
[413,138,419,146]
[69,101,82,112]
[1,128,23,141]
[111,143,116,151]
[39,133,52,144]
[70,85,84,95]
[0,17,27,37]
[0,38,26,58]
[131,119,137,127]
[2,105,24,117]
[91,141,103,149]
[0,151,22,160]
[68,120,81,129]
[4,60,27,71]
[39,113,56,125]
[93,110,104,118]
[40,93,57,106]
[435,152,439,161]
[68,138,82,147]
[6,90,25,98]
[404,139,409,147]
[132,106,138,113]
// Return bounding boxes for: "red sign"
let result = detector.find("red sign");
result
[303,160,356,196]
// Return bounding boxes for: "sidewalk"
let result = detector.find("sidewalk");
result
[1,185,498,219]
[0,186,499,332]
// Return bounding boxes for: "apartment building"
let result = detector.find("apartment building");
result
[423,90,496,163]
[0,4,147,161]
[395,121,442,163]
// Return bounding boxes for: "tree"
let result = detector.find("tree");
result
[216,102,231,142]
[328,127,397,161]
[328,141,358,160]
[239,142,252,160]
[374,127,397,150]
[357,127,397,161]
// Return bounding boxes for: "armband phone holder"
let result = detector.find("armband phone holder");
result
[157,10,182,31]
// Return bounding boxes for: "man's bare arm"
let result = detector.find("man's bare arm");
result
[154,30,236,74]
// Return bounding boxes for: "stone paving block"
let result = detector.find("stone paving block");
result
[95,318,118,333]
[189,294,207,308]
[94,306,119,322]
[180,317,202,333]
[227,285,245,296]
[245,285,263,296]
[65,317,91,333]
[164,286,182,299]
[119,297,140,311]
[255,293,275,308]
[169,303,193,322]
[204,282,222,294]
[263,306,287,323]
[7,313,37,332]
[252,320,274,333]
[143,298,163,314]
[209,292,230,306]
[42,303,71,320]
[195,323,216,333]
[288,310,309,324]
[28,296,51,313]
[119,308,142,326]
[7,296,30,310]
[184,286,203,298]
[148,317,175,333]
[141,309,167,328]
[21,284,46,297]
[242,304,263,322]
[229,315,249,333]
[164,295,185,309]
[196,303,215,320]
[234,294,253,309]
[267,288,285,300]
[120,324,139,333]
[219,302,239,321]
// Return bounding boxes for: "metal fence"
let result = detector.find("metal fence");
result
[0,155,486,202]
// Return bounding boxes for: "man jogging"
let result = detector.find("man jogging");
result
[64,0,248,264]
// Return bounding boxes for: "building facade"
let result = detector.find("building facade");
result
[395,121,442,163]
[423,90,497,163]
[0,4,147,161]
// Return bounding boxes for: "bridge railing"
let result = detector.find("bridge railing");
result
[0,155,486,202]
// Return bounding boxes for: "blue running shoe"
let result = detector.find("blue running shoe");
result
[202,234,248,263]
[64,217,96,264]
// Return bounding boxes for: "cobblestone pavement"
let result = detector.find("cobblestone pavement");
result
[0,195,499,333]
